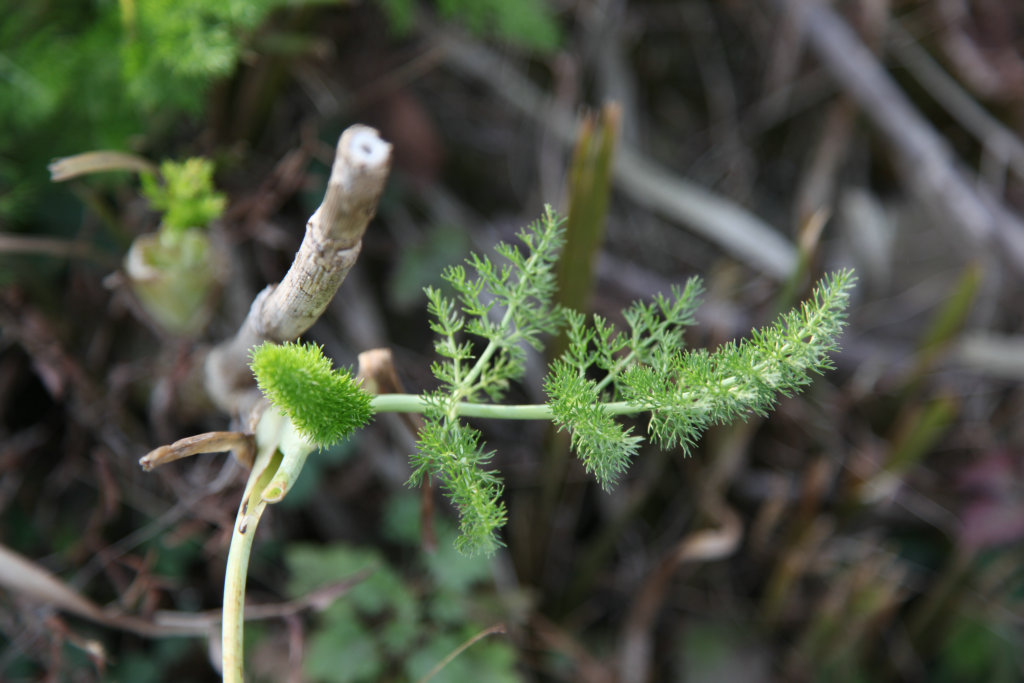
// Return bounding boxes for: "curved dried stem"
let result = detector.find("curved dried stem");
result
[205,125,393,423]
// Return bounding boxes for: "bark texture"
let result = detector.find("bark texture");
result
[205,125,392,422]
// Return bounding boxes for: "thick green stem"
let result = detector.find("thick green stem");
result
[222,416,285,683]
[222,503,260,683]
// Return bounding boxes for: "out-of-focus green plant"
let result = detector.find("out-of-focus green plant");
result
[377,0,561,53]
[140,158,227,239]
[250,207,854,556]
[557,103,621,320]
[934,614,1023,683]
[50,152,228,334]
[125,157,228,334]
[282,496,519,683]
[120,0,345,114]
[3,0,558,291]
[0,1,299,226]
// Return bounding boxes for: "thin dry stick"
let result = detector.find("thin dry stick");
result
[205,125,392,422]
[0,233,118,268]
[887,22,1024,188]
[0,543,209,639]
[784,0,1024,271]
[139,431,256,471]
[47,150,158,181]
[416,623,507,683]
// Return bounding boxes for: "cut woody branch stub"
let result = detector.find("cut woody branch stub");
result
[205,125,393,423]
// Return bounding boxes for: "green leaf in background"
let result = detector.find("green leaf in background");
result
[377,0,561,53]
[935,616,1022,683]
[285,543,382,598]
[284,539,516,682]
[388,223,472,312]
[304,602,384,683]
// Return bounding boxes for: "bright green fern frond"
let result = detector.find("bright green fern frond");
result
[250,341,373,449]
[424,205,566,404]
[543,269,853,475]
[622,269,854,453]
[621,277,704,369]
[379,207,852,555]
[545,361,642,488]
[413,206,568,554]
[542,272,708,479]
[410,416,507,555]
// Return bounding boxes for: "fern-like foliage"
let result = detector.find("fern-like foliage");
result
[409,206,565,555]
[546,271,853,487]
[413,207,851,554]
[627,272,852,451]
[544,278,704,487]
[248,207,853,556]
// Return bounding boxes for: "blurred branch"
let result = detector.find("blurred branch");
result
[0,541,370,639]
[416,622,506,683]
[0,543,203,638]
[435,31,798,279]
[783,0,1024,271]
[955,332,1024,380]
[0,233,118,268]
[888,23,1024,188]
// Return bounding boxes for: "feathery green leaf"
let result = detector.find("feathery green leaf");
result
[413,205,566,554]
[248,208,854,557]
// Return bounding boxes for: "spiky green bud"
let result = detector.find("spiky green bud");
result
[249,341,373,449]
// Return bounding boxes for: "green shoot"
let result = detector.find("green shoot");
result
[407,205,566,555]
[250,206,855,556]
[140,157,226,238]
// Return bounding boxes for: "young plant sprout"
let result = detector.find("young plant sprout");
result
[137,186,852,682]
[248,206,854,556]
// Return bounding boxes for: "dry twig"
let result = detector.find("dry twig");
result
[205,125,392,423]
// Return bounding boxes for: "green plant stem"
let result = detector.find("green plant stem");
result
[222,430,283,683]
[370,394,644,420]
[222,505,259,683]
[458,287,528,396]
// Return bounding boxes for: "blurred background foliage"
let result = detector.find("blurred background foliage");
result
[2,0,1024,681]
